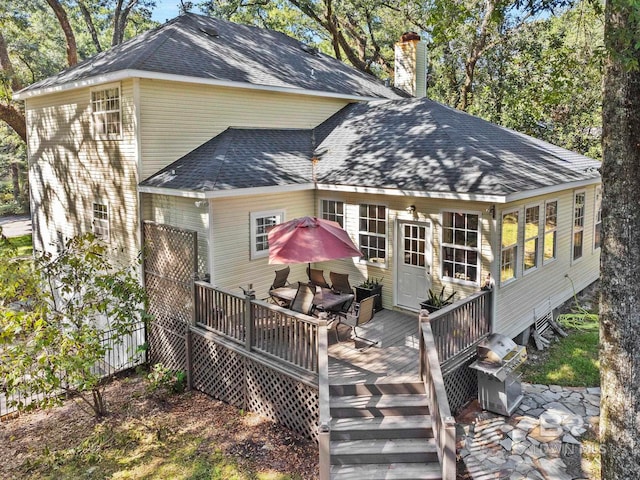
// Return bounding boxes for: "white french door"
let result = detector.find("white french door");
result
[396,221,432,310]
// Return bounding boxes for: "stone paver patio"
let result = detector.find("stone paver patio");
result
[457,383,600,479]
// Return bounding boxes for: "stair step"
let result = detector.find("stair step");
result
[330,438,438,465]
[330,462,442,480]
[331,394,429,418]
[330,381,425,396]
[331,415,433,440]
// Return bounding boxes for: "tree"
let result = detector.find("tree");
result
[0,234,149,418]
[599,0,640,477]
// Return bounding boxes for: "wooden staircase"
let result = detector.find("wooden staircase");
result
[328,381,443,480]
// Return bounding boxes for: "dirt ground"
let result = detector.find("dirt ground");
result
[0,373,318,479]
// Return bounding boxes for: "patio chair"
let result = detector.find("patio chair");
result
[269,266,292,307]
[334,295,378,350]
[308,268,331,289]
[290,283,316,316]
[330,271,353,294]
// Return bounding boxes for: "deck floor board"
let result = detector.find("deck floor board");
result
[328,309,421,385]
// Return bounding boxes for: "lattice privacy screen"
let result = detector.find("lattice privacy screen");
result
[143,222,197,373]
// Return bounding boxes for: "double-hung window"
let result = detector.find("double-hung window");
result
[573,192,585,261]
[544,200,558,263]
[92,202,110,242]
[359,204,386,264]
[91,84,121,138]
[594,186,602,250]
[500,210,519,283]
[524,205,540,272]
[250,210,283,260]
[441,211,480,284]
[321,199,344,227]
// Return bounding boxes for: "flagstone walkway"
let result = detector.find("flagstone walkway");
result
[457,383,600,480]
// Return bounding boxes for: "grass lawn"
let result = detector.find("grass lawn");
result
[0,233,33,257]
[521,297,600,388]
[521,329,600,387]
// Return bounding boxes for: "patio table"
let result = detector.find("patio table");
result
[270,286,354,313]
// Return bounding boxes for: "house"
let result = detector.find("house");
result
[16,13,601,341]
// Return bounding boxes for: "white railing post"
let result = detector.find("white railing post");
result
[317,313,331,480]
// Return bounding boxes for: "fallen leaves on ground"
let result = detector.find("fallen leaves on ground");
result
[0,373,318,479]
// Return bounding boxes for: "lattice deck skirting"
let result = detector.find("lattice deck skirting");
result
[191,329,320,440]
[444,359,477,415]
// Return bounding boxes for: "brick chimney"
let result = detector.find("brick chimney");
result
[394,32,427,98]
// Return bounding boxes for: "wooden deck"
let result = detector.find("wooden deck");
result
[328,308,421,385]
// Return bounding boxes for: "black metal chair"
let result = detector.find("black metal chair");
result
[290,283,315,316]
[334,295,378,350]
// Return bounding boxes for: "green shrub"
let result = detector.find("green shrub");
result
[147,363,187,394]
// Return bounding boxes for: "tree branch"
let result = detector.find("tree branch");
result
[78,0,103,53]
[0,103,26,142]
[45,0,78,66]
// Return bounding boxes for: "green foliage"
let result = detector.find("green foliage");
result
[146,363,187,395]
[359,277,382,288]
[0,233,149,418]
[426,286,456,307]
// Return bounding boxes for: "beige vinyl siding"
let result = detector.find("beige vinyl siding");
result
[493,186,601,338]
[145,194,210,276]
[138,79,351,179]
[26,80,140,263]
[314,192,494,310]
[210,190,314,299]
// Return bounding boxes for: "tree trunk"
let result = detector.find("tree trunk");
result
[10,162,20,201]
[0,103,26,142]
[599,1,640,478]
[45,0,78,66]
[78,0,103,53]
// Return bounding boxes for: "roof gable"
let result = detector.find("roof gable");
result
[17,14,404,100]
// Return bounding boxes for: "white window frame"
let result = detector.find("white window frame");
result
[92,202,110,243]
[500,208,520,285]
[523,203,541,274]
[572,191,586,262]
[91,83,121,139]
[320,198,345,227]
[440,210,481,286]
[358,203,387,266]
[250,210,284,260]
[593,185,602,251]
[543,199,558,265]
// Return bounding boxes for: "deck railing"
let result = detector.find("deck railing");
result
[317,313,331,480]
[194,281,321,374]
[419,312,456,480]
[428,289,492,366]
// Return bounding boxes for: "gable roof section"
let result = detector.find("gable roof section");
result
[16,13,404,101]
[140,98,601,201]
[140,128,314,192]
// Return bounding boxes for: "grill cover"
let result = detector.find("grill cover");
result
[477,333,518,364]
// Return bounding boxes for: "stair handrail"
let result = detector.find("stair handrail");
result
[419,310,456,480]
[317,313,331,480]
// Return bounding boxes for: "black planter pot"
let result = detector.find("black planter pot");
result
[355,284,383,312]
[419,301,452,313]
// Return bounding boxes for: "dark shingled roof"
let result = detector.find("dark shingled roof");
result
[313,99,601,196]
[141,98,601,197]
[141,128,314,191]
[18,13,404,100]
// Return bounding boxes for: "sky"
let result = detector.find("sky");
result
[151,1,183,23]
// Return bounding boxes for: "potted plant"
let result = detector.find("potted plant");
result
[420,286,456,313]
[355,277,383,312]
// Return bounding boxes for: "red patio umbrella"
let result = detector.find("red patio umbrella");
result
[268,216,362,265]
